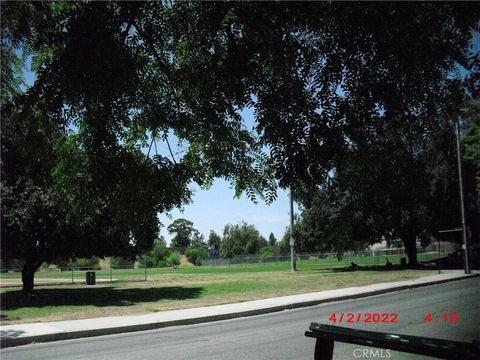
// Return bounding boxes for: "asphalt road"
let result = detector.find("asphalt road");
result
[2,277,479,360]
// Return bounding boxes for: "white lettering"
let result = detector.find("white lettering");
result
[353,349,363,358]
[352,348,393,358]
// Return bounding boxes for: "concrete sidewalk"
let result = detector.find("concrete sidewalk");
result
[1,271,478,348]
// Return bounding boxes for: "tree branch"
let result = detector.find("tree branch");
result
[132,20,181,165]
[132,20,185,125]
[165,133,177,164]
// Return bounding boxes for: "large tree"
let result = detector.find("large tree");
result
[294,117,462,265]
[220,222,263,258]
[1,103,69,293]
[1,2,274,292]
[162,2,479,262]
[167,2,478,185]
[464,99,480,195]
[268,233,277,247]
[1,97,183,292]
[208,230,222,250]
[7,2,475,191]
[293,187,380,255]
[462,99,480,246]
[167,219,198,248]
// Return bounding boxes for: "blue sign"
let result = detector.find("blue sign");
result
[208,249,219,259]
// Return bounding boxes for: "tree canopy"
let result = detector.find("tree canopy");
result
[2,1,479,290]
[167,218,198,249]
[291,116,465,264]
[268,233,277,247]
[464,99,480,194]
[167,2,478,187]
[220,222,265,258]
[208,230,221,250]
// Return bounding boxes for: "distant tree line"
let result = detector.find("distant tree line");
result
[167,218,281,260]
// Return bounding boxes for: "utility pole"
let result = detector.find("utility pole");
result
[290,188,296,272]
[455,119,471,274]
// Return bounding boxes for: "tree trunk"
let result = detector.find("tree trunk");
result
[402,234,418,267]
[21,261,41,294]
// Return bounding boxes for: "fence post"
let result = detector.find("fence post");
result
[71,266,74,284]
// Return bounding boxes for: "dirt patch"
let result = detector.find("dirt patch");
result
[180,255,194,268]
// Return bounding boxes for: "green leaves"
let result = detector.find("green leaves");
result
[168,218,198,248]
[185,247,207,266]
[220,222,264,258]
[463,99,480,190]
[167,2,479,189]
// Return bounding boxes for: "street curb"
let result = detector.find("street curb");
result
[2,273,479,348]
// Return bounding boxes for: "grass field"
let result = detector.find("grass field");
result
[0,252,443,281]
[0,256,440,325]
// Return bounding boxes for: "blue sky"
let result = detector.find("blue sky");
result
[159,180,296,245]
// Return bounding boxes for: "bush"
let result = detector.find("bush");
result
[68,257,100,270]
[166,252,181,268]
[110,257,135,268]
[139,243,172,268]
[186,247,207,266]
[258,246,273,258]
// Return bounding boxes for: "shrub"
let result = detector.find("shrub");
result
[156,259,167,268]
[166,252,181,268]
[186,247,207,266]
[110,257,134,268]
[258,246,273,258]
[68,257,100,270]
[139,243,172,268]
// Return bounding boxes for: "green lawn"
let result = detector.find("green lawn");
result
[1,258,439,325]
[0,252,443,281]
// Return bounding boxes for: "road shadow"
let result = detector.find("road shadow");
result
[0,286,204,311]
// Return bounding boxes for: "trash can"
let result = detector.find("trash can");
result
[86,271,96,285]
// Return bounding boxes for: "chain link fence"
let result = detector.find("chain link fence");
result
[0,265,150,287]
[0,249,450,287]
[203,248,449,267]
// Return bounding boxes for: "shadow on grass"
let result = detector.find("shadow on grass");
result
[1,286,204,311]
[296,263,439,273]
[329,263,437,272]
